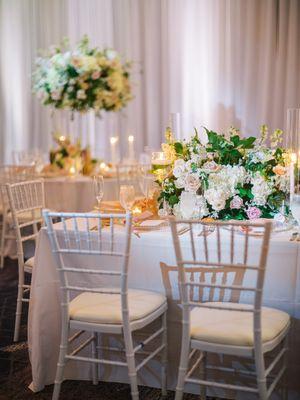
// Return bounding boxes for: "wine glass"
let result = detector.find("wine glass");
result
[291,194,300,234]
[138,166,155,198]
[119,185,135,212]
[93,175,104,210]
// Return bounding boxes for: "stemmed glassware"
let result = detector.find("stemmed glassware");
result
[138,165,156,202]
[286,108,300,238]
[93,175,104,210]
[119,185,135,212]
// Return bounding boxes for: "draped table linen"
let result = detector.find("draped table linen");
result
[28,219,300,398]
[44,176,119,212]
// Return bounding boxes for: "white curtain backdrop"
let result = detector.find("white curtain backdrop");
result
[0,0,300,163]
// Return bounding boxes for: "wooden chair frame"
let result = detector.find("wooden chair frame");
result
[6,179,45,341]
[43,210,167,400]
[169,218,290,400]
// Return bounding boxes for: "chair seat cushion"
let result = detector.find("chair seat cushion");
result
[69,289,167,325]
[190,302,290,347]
[24,257,34,269]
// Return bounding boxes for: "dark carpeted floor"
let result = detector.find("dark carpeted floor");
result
[0,258,215,400]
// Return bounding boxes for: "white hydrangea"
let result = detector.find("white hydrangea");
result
[174,193,208,219]
[248,148,274,164]
[251,173,272,206]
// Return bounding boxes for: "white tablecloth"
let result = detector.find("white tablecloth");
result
[28,221,300,398]
[44,176,119,212]
[3,176,119,259]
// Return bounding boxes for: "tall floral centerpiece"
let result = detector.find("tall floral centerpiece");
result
[33,36,132,114]
[155,126,291,220]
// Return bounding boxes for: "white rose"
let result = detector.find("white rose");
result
[202,160,220,173]
[173,159,186,178]
[77,89,87,100]
[175,177,185,189]
[205,188,226,211]
[184,173,201,192]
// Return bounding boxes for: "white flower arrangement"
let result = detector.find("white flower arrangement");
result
[33,36,132,114]
[155,125,290,220]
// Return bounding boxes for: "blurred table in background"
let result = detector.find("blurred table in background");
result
[44,176,119,212]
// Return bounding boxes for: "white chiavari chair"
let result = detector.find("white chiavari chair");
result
[169,218,290,400]
[43,210,168,400]
[0,165,36,268]
[6,180,45,342]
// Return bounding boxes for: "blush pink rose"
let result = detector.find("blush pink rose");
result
[230,195,243,209]
[246,206,262,220]
[184,174,201,192]
[91,70,101,80]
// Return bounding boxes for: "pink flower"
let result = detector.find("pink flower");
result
[230,195,243,209]
[91,70,101,80]
[51,90,61,100]
[246,206,262,220]
[184,174,201,192]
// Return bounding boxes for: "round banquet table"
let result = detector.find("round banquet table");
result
[3,176,119,259]
[28,219,300,398]
[44,176,119,212]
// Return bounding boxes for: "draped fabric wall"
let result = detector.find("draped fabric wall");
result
[0,0,300,163]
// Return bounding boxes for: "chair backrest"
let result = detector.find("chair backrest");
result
[169,218,272,347]
[5,180,45,263]
[0,165,36,212]
[43,211,132,325]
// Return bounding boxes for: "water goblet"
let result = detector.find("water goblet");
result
[119,185,135,212]
[93,175,104,210]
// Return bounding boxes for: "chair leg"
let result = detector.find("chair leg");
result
[13,284,23,342]
[0,217,7,269]
[161,312,168,397]
[91,333,98,385]
[282,334,289,400]
[255,351,268,400]
[52,329,69,400]
[124,330,139,400]
[175,322,190,400]
[199,351,207,400]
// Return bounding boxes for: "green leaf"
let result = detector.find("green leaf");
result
[174,142,183,154]
[230,135,240,146]
[169,195,179,206]
[240,137,256,149]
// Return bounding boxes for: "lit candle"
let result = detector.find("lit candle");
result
[151,152,171,166]
[69,166,76,176]
[132,206,142,215]
[290,152,296,201]
[110,136,119,165]
[128,135,135,162]
[171,113,181,141]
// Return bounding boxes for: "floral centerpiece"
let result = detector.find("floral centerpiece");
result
[155,126,290,220]
[42,134,99,176]
[33,36,132,114]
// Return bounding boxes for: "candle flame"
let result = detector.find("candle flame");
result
[128,135,134,142]
[110,137,118,145]
[291,153,297,163]
[132,206,142,215]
